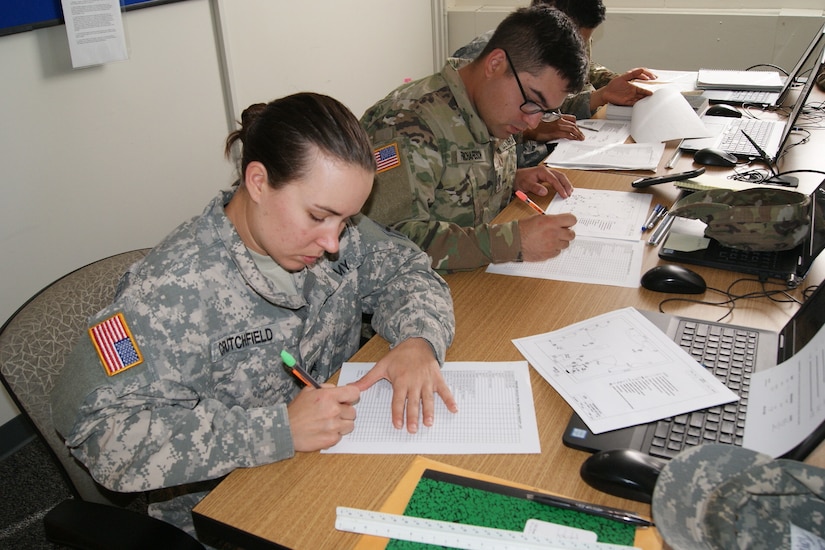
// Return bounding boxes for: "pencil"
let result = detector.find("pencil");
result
[515,190,546,215]
[281,350,321,388]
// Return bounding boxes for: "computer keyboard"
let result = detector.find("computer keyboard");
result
[646,319,756,459]
[718,118,774,156]
[727,90,775,103]
[715,244,782,272]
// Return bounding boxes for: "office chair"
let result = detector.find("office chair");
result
[0,249,206,550]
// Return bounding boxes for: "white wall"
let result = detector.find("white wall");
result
[0,0,229,424]
[215,1,435,123]
[0,0,435,427]
[449,1,825,10]
[448,7,825,72]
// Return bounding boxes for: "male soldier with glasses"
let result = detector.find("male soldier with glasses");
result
[361,5,588,272]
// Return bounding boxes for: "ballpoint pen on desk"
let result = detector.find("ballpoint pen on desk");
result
[515,190,546,215]
[648,213,676,246]
[281,350,321,388]
[646,206,668,232]
[642,204,665,232]
[525,491,654,528]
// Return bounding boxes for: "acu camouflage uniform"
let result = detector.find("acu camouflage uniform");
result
[653,444,825,550]
[51,188,454,538]
[452,29,617,167]
[361,60,520,273]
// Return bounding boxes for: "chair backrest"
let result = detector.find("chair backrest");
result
[0,249,150,505]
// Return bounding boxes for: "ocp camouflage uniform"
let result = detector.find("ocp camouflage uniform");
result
[669,187,811,251]
[51,188,455,538]
[453,29,618,167]
[361,60,520,273]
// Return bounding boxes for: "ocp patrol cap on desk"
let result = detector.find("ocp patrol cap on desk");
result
[652,444,825,550]
[669,187,810,251]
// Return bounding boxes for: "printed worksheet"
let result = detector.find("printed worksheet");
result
[513,307,738,434]
[549,119,632,145]
[546,188,651,240]
[323,362,540,454]
[744,323,825,457]
[486,189,651,287]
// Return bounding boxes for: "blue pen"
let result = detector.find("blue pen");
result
[642,204,664,232]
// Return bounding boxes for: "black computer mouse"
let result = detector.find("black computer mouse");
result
[693,147,737,167]
[580,449,667,504]
[641,264,707,294]
[705,104,742,118]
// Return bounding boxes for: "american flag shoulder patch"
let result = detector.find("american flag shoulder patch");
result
[374,143,401,174]
[89,312,144,376]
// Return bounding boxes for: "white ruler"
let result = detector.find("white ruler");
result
[335,507,640,550]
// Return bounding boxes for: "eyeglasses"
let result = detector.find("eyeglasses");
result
[503,50,562,123]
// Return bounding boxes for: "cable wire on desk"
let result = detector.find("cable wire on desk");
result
[744,63,790,76]
[656,278,818,323]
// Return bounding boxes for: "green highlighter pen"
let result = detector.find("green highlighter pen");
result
[280,350,321,388]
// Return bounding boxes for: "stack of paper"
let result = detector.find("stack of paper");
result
[544,141,665,170]
[696,69,783,91]
[604,104,632,121]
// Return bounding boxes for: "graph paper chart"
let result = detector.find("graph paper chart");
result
[322,362,540,454]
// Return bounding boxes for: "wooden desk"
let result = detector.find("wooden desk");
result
[193,166,825,549]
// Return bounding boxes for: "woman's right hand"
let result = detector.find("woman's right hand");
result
[287,384,360,451]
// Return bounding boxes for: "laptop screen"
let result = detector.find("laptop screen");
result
[775,43,825,159]
[775,180,825,364]
[780,21,825,99]
[796,180,825,280]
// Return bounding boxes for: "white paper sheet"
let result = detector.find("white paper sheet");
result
[632,69,700,93]
[323,361,540,454]
[547,189,652,240]
[630,88,712,144]
[550,120,631,145]
[486,189,650,288]
[743,323,825,457]
[544,141,665,171]
[61,0,128,68]
[513,308,739,434]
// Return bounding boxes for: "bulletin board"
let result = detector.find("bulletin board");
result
[0,0,187,37]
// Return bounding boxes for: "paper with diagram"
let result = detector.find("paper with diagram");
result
[486,189,650,287]
[513,307,738,434]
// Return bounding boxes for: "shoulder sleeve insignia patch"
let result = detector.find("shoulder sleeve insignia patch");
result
[374,143,401,174]
[89,312,144,376]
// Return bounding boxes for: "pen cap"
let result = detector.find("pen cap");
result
[280,350,297,367]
